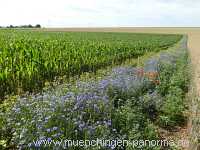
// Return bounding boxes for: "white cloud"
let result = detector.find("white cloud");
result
[0,0,200,27]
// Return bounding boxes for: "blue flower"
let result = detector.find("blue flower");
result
[47,137,52,142]
[53,127,58,131]
[46,128,51,133]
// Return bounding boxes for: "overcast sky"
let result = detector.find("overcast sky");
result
[0,0,200,27]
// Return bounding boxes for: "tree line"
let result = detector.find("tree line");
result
[0,24,41,28]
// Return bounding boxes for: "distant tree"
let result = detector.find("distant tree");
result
[35,24,41,28]
[9,25,14,28]
[28,24,33,28]
[4,24,41,28]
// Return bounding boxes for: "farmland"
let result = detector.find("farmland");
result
[0,30,181,98]
[0,30,191,149]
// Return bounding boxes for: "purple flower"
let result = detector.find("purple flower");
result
[46,128,51,133]
[47,137,52,142]
[78,122,86,131]
[52,133,61,138]
[53,127,58,131]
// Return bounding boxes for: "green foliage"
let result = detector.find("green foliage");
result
[157,51,189,128]
[0,32,189,150]
[0,96,18,149]
[0,30,182,98]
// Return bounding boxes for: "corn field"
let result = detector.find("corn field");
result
[0,30,182,98]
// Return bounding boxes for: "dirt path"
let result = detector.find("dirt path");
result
[187,31,200,96]
[187,30,200,150]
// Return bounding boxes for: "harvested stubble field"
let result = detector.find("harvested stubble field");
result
[0,28,199,150]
